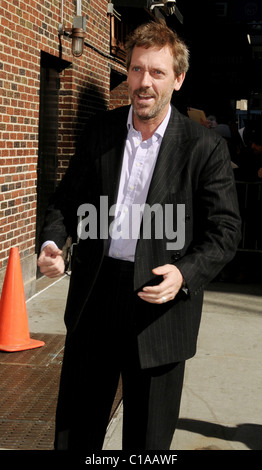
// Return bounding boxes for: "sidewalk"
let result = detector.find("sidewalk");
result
[0,274,262,451]
[103,281,262,451]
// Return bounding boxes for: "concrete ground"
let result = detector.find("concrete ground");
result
[103,281,262,451]
[1,270,261,453]
[26,273,262,451]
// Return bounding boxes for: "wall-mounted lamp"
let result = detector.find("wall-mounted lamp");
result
[58,15,86,57]
[70,16,87,57]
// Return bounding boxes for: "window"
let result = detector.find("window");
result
[109,6,152,62]
[215,2,228,17]
[110,14,131,61]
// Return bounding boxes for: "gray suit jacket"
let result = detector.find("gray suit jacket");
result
[40,105,241,368]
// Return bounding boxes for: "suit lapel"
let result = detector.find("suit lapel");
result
[100,107,129,210]
[100,138,126,210]
[99,106,192,240]
[101,105,189,209]
[146,106,190,207]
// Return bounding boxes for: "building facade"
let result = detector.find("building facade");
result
[0,0,133,295]
[1,0,262,295]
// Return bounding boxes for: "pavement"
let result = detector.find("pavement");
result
[0,266,262,454]
[103,280,262,452]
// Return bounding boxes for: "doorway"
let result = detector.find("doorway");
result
[36,52,70,255]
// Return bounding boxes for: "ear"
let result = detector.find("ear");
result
[174,72,186,91]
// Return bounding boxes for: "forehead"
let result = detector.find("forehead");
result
[130,45,174,67]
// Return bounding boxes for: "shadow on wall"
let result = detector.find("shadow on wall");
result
[75,82,108,135]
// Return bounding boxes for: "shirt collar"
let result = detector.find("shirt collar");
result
[127,105,171,140]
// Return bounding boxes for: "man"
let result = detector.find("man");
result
[38,20,241,450]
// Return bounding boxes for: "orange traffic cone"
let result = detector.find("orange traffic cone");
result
[0,247,45,352]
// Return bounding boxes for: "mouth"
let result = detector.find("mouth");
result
[135,93,155,105]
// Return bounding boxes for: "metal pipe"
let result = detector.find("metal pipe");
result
[76,0,81,16]
[58,0,64,34]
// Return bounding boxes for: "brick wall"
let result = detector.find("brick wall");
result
[0,0,129,295]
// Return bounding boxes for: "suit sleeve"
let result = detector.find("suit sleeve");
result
[38,119,100,251]
[38,106,128,252]
[175,135,242,296]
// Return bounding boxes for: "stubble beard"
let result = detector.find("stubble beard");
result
[130,87,173,122]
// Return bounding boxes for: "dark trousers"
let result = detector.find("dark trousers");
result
[55,257,185,450]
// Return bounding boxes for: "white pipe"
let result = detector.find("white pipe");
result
[58,0,64,34]
[76,0,81,16]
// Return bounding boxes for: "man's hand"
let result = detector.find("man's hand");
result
[137,264,184,304]
[37,244,65,278]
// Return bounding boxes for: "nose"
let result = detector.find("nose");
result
[140,70,152,88]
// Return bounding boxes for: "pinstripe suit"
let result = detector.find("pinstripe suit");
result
[40,104,241,449]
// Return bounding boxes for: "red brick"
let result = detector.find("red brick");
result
[0,0,130,271]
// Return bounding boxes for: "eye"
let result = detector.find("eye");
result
[132,66,141,72]
[152,69,165,77]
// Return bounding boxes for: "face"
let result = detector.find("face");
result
[127,45,185,126]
